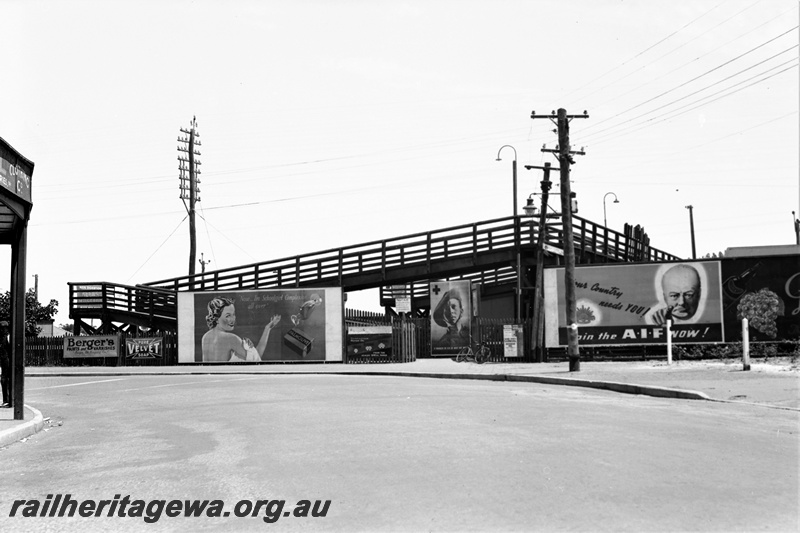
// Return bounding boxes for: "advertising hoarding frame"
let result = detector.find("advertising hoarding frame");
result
[429,280,472,356]
[544,261,724,347]
[178,287,344,363]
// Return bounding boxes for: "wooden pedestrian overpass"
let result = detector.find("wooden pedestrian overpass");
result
[68,214,679,334]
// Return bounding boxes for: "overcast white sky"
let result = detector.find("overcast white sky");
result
[2,0,798,324]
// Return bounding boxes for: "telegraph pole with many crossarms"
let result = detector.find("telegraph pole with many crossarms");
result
[178,117,202,278]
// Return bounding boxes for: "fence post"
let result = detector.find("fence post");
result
[742,318,750,371]
[666,319,672,365]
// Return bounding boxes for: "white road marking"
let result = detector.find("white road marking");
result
[118,376,264,392]
[27,378,126,390]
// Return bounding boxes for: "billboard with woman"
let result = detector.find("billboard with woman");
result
[178,288,343,363]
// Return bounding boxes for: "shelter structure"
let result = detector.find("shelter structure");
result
[0,136,34,420]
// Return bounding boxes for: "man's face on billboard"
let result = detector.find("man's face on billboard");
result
[662,266,701,320]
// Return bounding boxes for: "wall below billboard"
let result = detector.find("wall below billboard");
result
[178,288,343,363]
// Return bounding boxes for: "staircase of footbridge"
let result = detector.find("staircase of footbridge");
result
[68,215,680,333]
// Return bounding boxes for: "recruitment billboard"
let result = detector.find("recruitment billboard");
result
[430,280,472,356]
[178,288,343,363]
[544,261,723,346]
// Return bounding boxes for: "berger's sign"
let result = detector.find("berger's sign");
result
[64,335,119,358]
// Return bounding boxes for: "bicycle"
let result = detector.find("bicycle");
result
[455,341,491,364]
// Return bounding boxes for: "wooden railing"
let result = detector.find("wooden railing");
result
[69,282,177,321]
[141,215,679,293]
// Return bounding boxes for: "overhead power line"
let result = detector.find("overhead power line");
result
[585,1,795,117]
[589,69,798,146]
[562,0,730,101]
[604,26,799,121]
[126,215,188,283]
[583,46,799,142]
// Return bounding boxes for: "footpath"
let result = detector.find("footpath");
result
[2,357,798,447]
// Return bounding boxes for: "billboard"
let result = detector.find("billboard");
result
[430,280,472,355]
[544,261,723,346]
[347,326,393,358]
[64,335,119,358]
[125,337,164,360]
[178,288,343,363]
[721,255,800,342]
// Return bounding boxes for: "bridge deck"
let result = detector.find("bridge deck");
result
[69,215,679,332]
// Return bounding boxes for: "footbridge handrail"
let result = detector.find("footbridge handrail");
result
[69,282,178,321]
[139,215,679,293]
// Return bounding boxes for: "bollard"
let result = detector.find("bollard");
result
[742,318,750,371]
[666,319,672,365]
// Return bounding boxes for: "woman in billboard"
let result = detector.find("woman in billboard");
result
[201,297,281,362]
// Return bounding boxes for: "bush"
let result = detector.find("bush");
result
[670,341,798,361]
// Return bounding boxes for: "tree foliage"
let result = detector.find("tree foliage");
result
[0,289,59,336]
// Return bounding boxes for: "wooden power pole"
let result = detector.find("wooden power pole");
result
[531,108,588,372]
[178,117,201,277]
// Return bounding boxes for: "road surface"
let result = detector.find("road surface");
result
[1,374,797,532]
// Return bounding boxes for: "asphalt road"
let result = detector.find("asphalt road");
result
[1,374,797,532]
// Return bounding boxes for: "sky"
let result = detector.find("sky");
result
[2,0,798,325]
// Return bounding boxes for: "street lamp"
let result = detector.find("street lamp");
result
[686,205,696,259]
[496,145,518,217]
[603,192,619,228]
[523,194,538,217]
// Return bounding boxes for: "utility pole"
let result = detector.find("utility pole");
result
[32,274,38,302]
[793,211,799,245]
[178,117,202,277]
[524,162,555,362]
[531,108,588,372]
[686,205,696,259]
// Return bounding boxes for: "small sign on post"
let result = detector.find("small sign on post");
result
[396,297,411,314]
[503,324,524,358]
